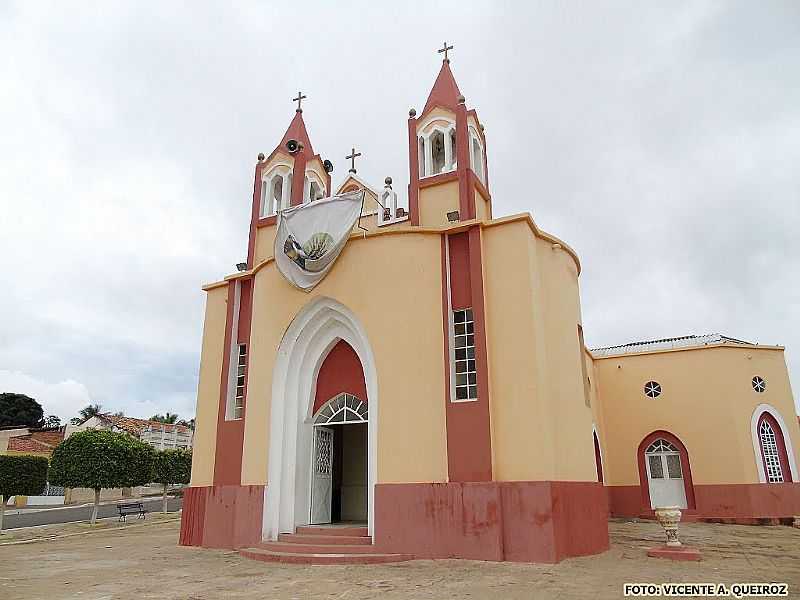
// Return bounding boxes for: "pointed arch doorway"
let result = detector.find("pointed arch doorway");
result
[310,392,368,524]
[263,298,378,541]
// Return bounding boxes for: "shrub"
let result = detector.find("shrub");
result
[0,454,48,532]
[50,430,155,524]
[153,449,192,512]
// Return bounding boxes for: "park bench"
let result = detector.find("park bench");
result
[117,502,147,522]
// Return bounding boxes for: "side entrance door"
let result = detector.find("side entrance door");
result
[645,439,687,509]
[310,426,333,524]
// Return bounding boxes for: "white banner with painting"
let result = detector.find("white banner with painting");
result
[274,190,364,291]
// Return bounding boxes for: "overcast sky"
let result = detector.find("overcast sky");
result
[1,1,798,422]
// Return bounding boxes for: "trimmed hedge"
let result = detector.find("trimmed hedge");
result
[49,429,155,491]
[0,454,49,498]
[153,449,192,486]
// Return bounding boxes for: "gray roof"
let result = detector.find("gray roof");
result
[590,334,753,357]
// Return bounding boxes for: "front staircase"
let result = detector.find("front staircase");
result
[239,525,414,565]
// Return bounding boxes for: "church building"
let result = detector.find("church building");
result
[179,47,800,564]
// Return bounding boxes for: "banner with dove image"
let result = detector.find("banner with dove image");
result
[274,189,365,291]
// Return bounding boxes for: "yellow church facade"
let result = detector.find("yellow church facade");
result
[180,52,800,564]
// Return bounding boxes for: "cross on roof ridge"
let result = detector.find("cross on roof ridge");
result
[346,147,362,174]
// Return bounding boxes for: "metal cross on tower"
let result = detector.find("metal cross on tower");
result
[438,41,453,63]
[293,91,307,112]
[346,147,362,174]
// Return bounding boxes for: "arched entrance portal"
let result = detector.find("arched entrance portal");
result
[263,298,378,541]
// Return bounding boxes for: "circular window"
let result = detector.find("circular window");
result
[644,381,662,398]
[752,376,766,393]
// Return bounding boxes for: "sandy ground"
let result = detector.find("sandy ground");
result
[2,518,799,600]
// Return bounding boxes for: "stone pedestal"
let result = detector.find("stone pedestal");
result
[648,506,701,561]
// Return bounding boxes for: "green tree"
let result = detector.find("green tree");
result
[42,415,62,428]
[153,449,192,513]
[177,418,195,430]
[0,455,48,533]
[49,430,155,525]
[0,393,44,428]
[70,403,103,425]
[150,412,178,424]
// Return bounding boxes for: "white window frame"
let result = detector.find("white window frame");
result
[303,169,326,204]
[233,343,247,420]
[260,164,293,217]
[451,308,478,402]
[418,117,457,179]
[312,392,368,425]
[468,126,485,185]
[750,403,799,483]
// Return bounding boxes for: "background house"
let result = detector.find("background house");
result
[80,413,194,450]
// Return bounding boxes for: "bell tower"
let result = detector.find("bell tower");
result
[407,43,491,227]
[245,93,333,269]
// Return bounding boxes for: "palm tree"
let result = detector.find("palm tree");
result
[70,403,103,425]
[150,412,178,424]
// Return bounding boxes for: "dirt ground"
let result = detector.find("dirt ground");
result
[3,518,799,600]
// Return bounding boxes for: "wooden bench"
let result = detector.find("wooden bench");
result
[117,502,147,522]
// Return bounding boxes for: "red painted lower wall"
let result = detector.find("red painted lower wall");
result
[374,481,608,563]
[608,482,800,521]
[179,485,265,549]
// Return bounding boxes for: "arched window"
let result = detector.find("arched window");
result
[431,130,446,174]
[757,412,793,483]
[260,165,292,217]
[304,171,326,203]
[313,393,368,425]
[471,136,484,183]
[418,119,457,178]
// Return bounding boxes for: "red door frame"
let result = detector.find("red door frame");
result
[757,412,794,483]
[637,430,697,511]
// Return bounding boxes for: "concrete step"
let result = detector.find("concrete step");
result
[239,547,414,565]
[295,525,368,537]
[256,541,383,555]
[277,533,372,545]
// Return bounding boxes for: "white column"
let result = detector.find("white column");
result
[259,178,268,216]
[443,129,453,172]
[281,173,291,211]
[424,135,433,177]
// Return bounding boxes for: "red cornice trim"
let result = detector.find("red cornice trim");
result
[636,430,697,511]
[419,170,459,189]
[256,215,277,228]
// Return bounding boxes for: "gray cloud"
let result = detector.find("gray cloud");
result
[0,1,797,419]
